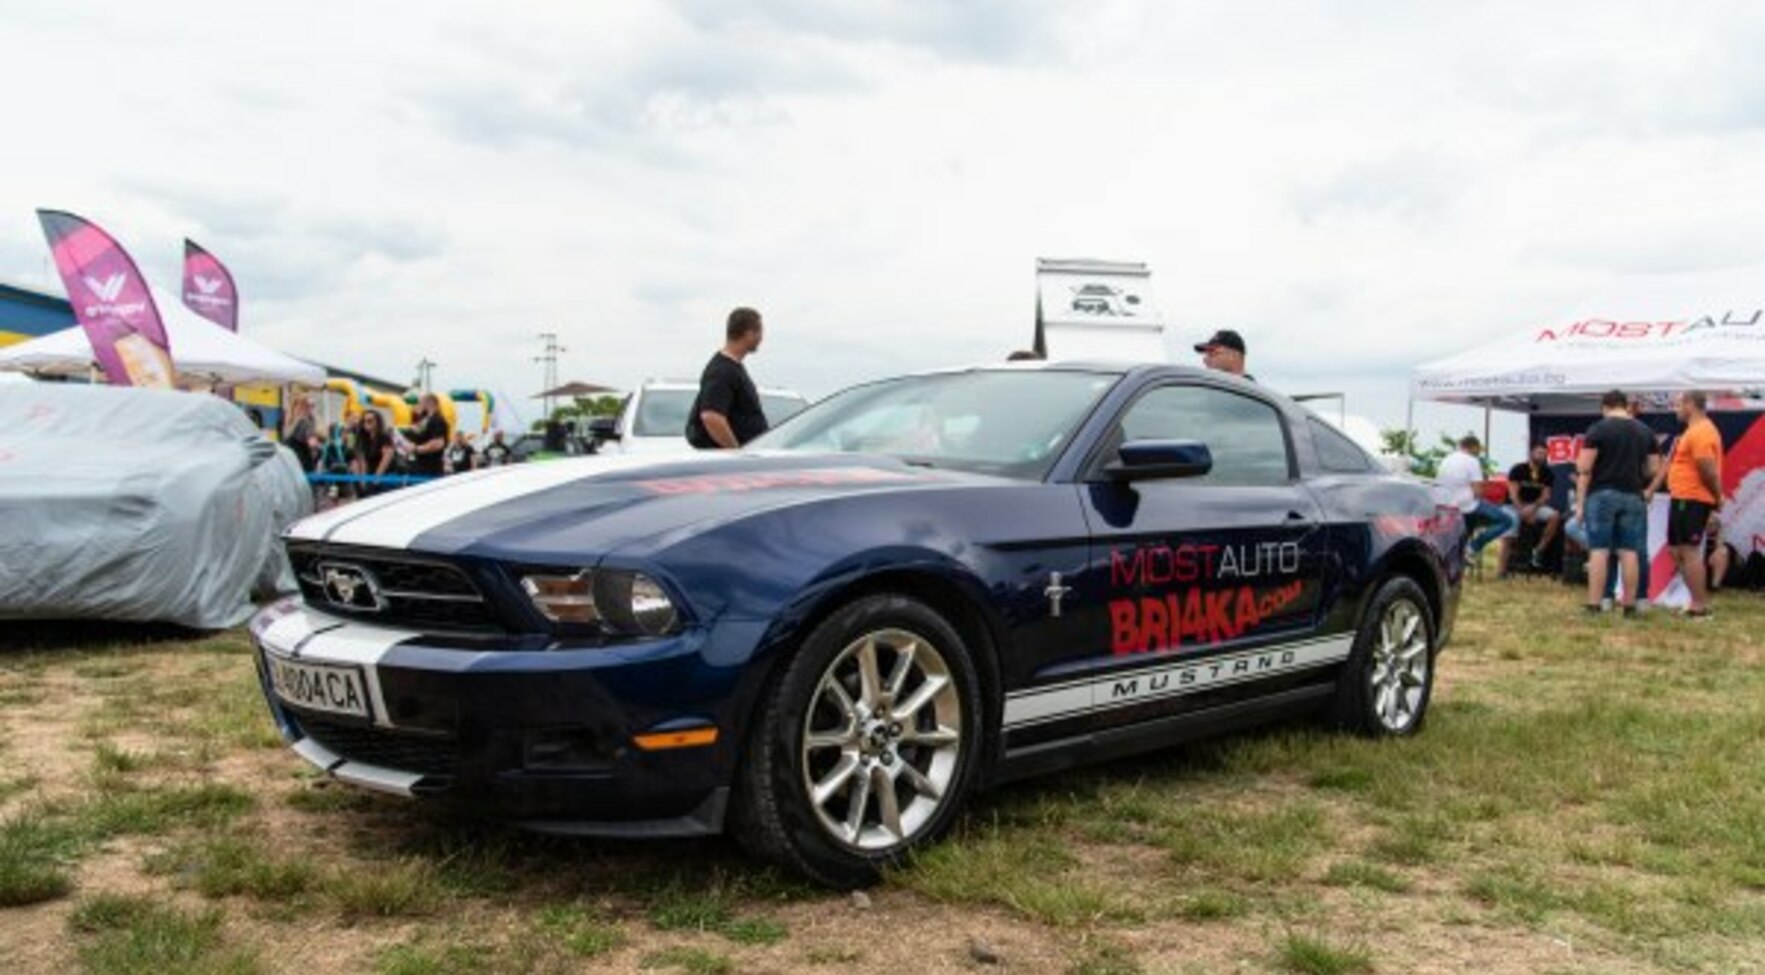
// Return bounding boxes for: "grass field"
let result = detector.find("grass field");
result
[1,578,1762,974]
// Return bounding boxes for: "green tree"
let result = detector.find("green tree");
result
[532,395,625,432]
[1380,429,1497,478]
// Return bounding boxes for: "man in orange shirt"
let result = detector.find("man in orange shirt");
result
[1665,391,1725,616]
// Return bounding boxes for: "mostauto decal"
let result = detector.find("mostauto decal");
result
[636,467,929,496]
[1106,541,1306,655]
[1535,309,1763,342]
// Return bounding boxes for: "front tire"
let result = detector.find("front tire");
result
[1330,577,1435,736]
[731,594,985,888]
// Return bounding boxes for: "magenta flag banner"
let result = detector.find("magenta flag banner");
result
[182,238,239,331]
[37,209,175,388]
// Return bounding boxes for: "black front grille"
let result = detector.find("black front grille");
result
[295,713,459,777]
[288,544,500,632]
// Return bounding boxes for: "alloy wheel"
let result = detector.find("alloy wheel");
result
[1369,598,1430,732]
[799,628,963,851]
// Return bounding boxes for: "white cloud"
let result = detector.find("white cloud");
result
[3,0,1763,459]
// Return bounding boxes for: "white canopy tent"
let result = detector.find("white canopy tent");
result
[1411,265,1765,603]
[0,285,324,387]
[1412,264,1765,413]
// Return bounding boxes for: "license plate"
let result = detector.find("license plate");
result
[266,653,371,720]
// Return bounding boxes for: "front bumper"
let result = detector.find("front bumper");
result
[247,598,769,836]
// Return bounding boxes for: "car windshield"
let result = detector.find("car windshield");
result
[633,390,694,437]
[750,369,1120,479]
[632,390,810,437]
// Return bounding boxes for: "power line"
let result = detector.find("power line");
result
[535,332,565,418]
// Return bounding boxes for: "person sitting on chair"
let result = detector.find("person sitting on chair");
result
[1434,435,1517,567]
[1503,442,1563,570]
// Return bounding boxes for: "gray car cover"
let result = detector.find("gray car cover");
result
[0,383,312,629]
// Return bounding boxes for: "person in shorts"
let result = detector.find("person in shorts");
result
[1503,442,1562,570]
[1665,391,1724,616]
[1575,390,1661,615]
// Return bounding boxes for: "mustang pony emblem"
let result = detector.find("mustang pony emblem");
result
[319,564,381,610]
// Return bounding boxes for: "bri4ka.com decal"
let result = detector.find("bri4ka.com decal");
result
[1106,541,1309,655]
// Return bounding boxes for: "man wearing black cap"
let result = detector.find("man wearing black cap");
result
[1195,330,1254,381]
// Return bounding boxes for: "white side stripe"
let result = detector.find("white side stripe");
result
[1003,634,1353,729]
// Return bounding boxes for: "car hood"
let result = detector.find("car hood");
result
[285,451,996,562]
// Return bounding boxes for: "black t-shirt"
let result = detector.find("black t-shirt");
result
[285,417,316,472]
[685,353,767,448]
[1507,461,1554,505]
[410,413,450,476]
[445,443,475,473]
[1584,416,1658,494]
[354,428,391,472]
[482,442,512,466]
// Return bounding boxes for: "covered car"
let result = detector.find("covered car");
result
[0,382,311,629]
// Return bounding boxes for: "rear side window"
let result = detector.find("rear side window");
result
[1309,418,1377,473]
[1113,385,1292,486]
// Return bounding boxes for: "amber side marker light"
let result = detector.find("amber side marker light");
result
[633,727,719,751]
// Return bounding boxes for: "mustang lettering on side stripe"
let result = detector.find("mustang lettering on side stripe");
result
[1002,634,1353,729]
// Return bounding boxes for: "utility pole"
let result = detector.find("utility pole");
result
[414,358,436,393]
[535,332,565,419]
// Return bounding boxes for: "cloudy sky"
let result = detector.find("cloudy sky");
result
[5,0,1765,452]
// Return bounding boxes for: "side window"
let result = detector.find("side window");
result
[1309,417,1376,473]
[1113,385,1292,485]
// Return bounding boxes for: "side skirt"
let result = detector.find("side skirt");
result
[990,684,1334,786]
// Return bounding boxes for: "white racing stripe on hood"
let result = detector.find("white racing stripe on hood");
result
[321,453,739,550]
[286,466,508,542]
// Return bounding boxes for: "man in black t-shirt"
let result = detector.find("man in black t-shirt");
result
[1504,442,1562,569]
[481,430,513,467]
[406,393,450,478]
[1575,390,1661,614]
[686,307,769,449]
[444,432,476,474]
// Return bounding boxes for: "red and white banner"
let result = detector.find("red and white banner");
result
[37,209,174,388]
[182,238,239,331]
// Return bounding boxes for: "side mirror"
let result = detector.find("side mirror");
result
[1106,439,1213,481]
[587,416,619,441]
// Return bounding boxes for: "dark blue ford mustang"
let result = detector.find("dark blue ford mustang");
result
[251,363,1463,886]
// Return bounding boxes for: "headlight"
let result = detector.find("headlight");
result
[519,569,678,637]
[600,572,679,637]
[520,572,599,625]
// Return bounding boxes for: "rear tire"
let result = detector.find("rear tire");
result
[731,594,985,888]
[1330,577,1435,736]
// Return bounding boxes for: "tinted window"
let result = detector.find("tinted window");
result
[1113,385,1291,485]
[1309,418,1377,473]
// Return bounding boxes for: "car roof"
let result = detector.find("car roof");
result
[637,379,807,398]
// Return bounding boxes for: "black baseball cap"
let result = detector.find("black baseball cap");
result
[1194,329,1246,354]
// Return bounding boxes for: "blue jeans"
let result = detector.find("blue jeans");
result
[1583,489,1651,599]
[1585,489,1647,552]
[1466,500,1518,555]
[1565,516,1651,598]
